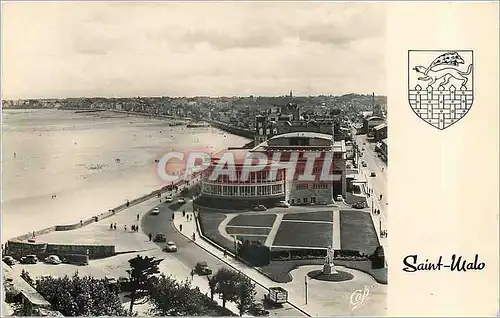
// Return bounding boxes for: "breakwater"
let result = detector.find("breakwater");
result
[206,120,254,139]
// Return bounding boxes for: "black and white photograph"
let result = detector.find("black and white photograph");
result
[1,2,388,316]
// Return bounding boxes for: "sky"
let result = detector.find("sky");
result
[1,2,386,99]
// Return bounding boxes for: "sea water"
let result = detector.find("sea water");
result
[1,109,249,241]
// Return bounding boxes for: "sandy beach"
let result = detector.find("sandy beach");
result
[2,109,249,241]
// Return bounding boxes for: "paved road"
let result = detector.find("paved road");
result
[141,198,305,317]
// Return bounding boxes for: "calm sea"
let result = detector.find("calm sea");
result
[1,109,249,241]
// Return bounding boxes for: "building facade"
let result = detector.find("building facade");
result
[197,132,347,209]
[363,116,385,135]
[373,123,387,141]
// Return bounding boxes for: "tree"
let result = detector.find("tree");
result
[207,275,217,301]
[126,255,163,314]
[148,274,212,316]
[34,271,128,316]
[234,273,257,316]
[213,268,239,308]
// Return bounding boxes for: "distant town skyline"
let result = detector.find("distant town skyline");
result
[2,2,386,100]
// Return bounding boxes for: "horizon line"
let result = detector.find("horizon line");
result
[2,92,387,101]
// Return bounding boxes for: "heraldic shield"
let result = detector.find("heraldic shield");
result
[408,50,474,130]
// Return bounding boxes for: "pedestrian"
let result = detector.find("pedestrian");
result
[113,223,117,230]
[148,233,152,241]
[186,214,189,221]
[110,223,113,230]
[137,214,139,221]
[223,249,227,258]
[80,220,83,227]
[190,269,194,280]
[180,224,183,232]
[131,225,135,232]
[192,232,196,241]
[182,210,186,217]
[124,225,127,232]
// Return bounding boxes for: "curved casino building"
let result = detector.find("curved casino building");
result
[197,148,287,209]
[195,131,347,210]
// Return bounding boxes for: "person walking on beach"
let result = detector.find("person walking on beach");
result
[148,233,152,241]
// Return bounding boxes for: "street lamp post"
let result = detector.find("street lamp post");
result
[304,275,308,305]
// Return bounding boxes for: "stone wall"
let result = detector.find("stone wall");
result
[5,241,115,260]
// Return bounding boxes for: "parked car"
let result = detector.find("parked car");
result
[253,205,267,211]
[177,197,186,204]
[370,172,376,177]
[361,161,367,167]
[2,256,16,266]
[249,303,270,316]
[275,201,289,208]
[154,233,167,243]
[163,241,178,252]
[336,195,343,202]
[44,255,62,265]
[20,255,38,264]
[194,261,212,275]
[151,207,160,215]
[352,202,365,209]
[164,197,173,203]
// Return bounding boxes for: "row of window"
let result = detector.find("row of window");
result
[295,183,332,190]
[203,170,285,183]
[290,197,317,204]
[202,183,285,196]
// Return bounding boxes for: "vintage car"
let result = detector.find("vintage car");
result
[163,241,178,253]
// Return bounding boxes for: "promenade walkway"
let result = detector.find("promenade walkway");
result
[14,192,243,316]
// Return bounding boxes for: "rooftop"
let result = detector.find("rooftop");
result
[373,123,387,130]
[268,132,333,141]
[365,116,385,122]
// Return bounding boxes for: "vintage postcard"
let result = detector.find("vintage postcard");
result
[1,1,498,317]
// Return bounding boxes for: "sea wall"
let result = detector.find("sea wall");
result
[206,120,254,139]
[5,240,114,260]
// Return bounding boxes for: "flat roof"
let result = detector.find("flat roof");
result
[373,123,387,130]
[365,116,384,121]
[212,148,274,166]
[268,132,333,141]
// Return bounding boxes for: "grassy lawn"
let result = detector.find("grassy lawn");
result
[226,227,271,236]
[273,222,332,248]
[339,210,379,255]
[282,211,333,222]
[198,212,234,251]
[227,214,276,227]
